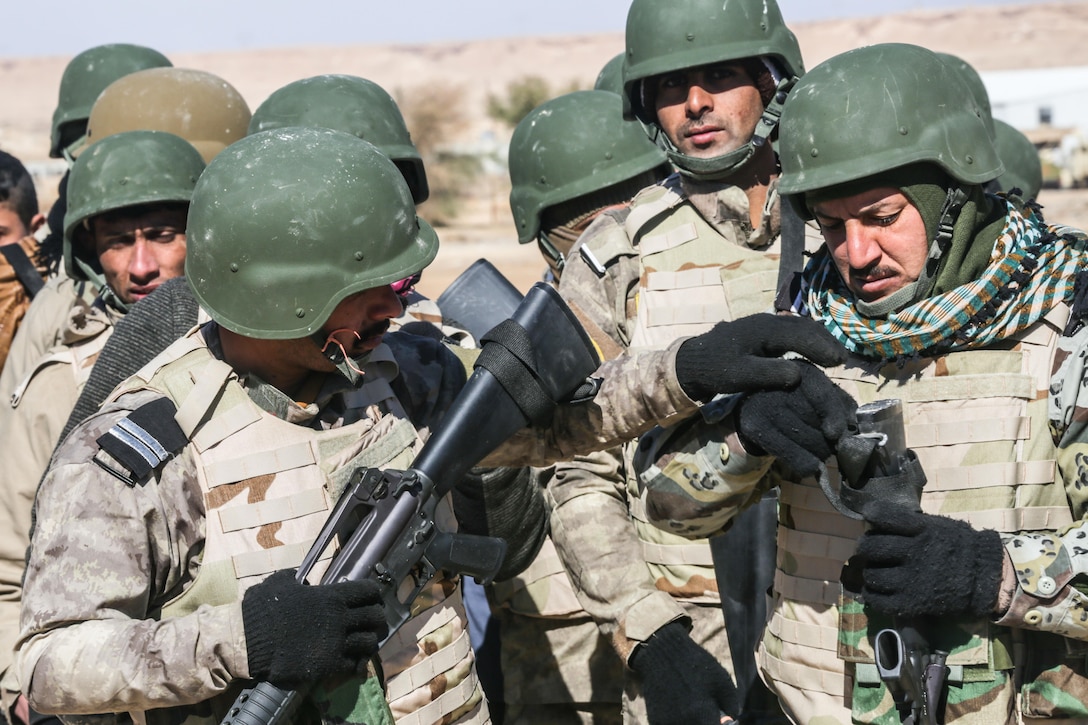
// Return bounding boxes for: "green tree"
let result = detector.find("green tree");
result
[486,75,553,128]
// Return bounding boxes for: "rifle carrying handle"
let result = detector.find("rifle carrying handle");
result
[220,681,304,725]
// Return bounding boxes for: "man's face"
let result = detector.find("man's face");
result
[652,61,764,159]
[91,205,188,305]
[0,205,41,248]
[810,187,930,304]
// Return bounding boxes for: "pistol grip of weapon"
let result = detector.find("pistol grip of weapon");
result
[220,681,305,725]
[874,628,911,704]
[428,531,508,586]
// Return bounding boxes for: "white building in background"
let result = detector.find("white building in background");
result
[982,66,1088,131]
[981,66,1088,187]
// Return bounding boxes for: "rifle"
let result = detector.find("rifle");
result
[823,399,948,725]
[220,282,600,725]
[436,258,525,344]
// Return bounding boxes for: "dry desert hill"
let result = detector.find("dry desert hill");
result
[2,1,1087,295]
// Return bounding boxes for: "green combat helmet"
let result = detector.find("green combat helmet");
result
[778,43,1002,201]
[508,90,669,274]
[993,120,1043,199]
[247,74,428,204]
[185,127,438,339]
[50,44,172,160]
[778,43,1004,313]
[622,0,803,180]
[594,53,625,95]
[937,52,996,141]
[64,130,205,303]
[83,67,251,163]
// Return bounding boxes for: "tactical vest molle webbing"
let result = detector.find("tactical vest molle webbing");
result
[581,175,783,602]
[760,307,1080,723]
[490,534,587,618]
[107,330,488,725]
[585,176,783,351]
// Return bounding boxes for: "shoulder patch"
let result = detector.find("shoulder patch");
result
[94,397,188,485]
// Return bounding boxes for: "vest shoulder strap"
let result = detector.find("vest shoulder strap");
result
[0,242,44,299]
[622,174,687,244]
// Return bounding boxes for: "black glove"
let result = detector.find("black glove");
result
[857,500,1005,618]
[735,361,857,478]
[242,569,389,687]
[675,314,847,401]
[629,620,739,724]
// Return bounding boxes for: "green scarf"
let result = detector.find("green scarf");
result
[797,195,1088,361]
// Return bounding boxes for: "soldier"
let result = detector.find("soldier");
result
[0,64,250,432]
[247,74,472,347]
[993,119,1043,200]
[82,66,251,164]
[593,53,625,96]
[634,43,1088,722]
[483,88,671,725]
[936,52,1043,200]
[0,130,204,724]
[0,75,251,717]
[0,151,46,371]
[548,0,818,721]
[508,89,671,282]
[60,72,462,449]
[0,45,173,401]
[13,126,844,725]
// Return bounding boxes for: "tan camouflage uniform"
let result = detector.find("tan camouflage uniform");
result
[15,313,706,725]
[633,200,1088,723]
[0,279,113,688]
[550,172,821,722]
[487,467,624,725]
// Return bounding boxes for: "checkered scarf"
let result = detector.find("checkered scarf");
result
[796,198,1088,362]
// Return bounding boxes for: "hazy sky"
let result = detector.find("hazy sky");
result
[4,0,1066,57]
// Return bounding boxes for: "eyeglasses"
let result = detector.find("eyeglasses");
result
[391,271,422,297]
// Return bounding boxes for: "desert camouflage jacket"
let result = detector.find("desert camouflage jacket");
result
[15,319,701,718]
[633,203,1088,721]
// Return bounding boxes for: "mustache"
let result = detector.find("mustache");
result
[321,319,391,355]
[849,263,896,281]
[678,114,724,136]
[357,319,391,343]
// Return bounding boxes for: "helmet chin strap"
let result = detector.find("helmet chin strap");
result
[660,70,797,183]
[311,328,369,383]
[74,257,130,314]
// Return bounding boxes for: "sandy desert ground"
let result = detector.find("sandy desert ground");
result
[2,1,1087,296]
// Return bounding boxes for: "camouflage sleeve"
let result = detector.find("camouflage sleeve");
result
[485,337,700,468]
[995,322,1088,639]
[632,397,776,538]
[0,359,79,678]
[557,210,638,354]
[460,216,703,468]
[547,445,687,664]
[16,393,248,715]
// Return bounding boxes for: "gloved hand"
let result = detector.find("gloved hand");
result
[857,500,1005,618]
[735,361,857,477]
[242,569,389,687]
[675,314,847,401]
[629,620,739,724]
